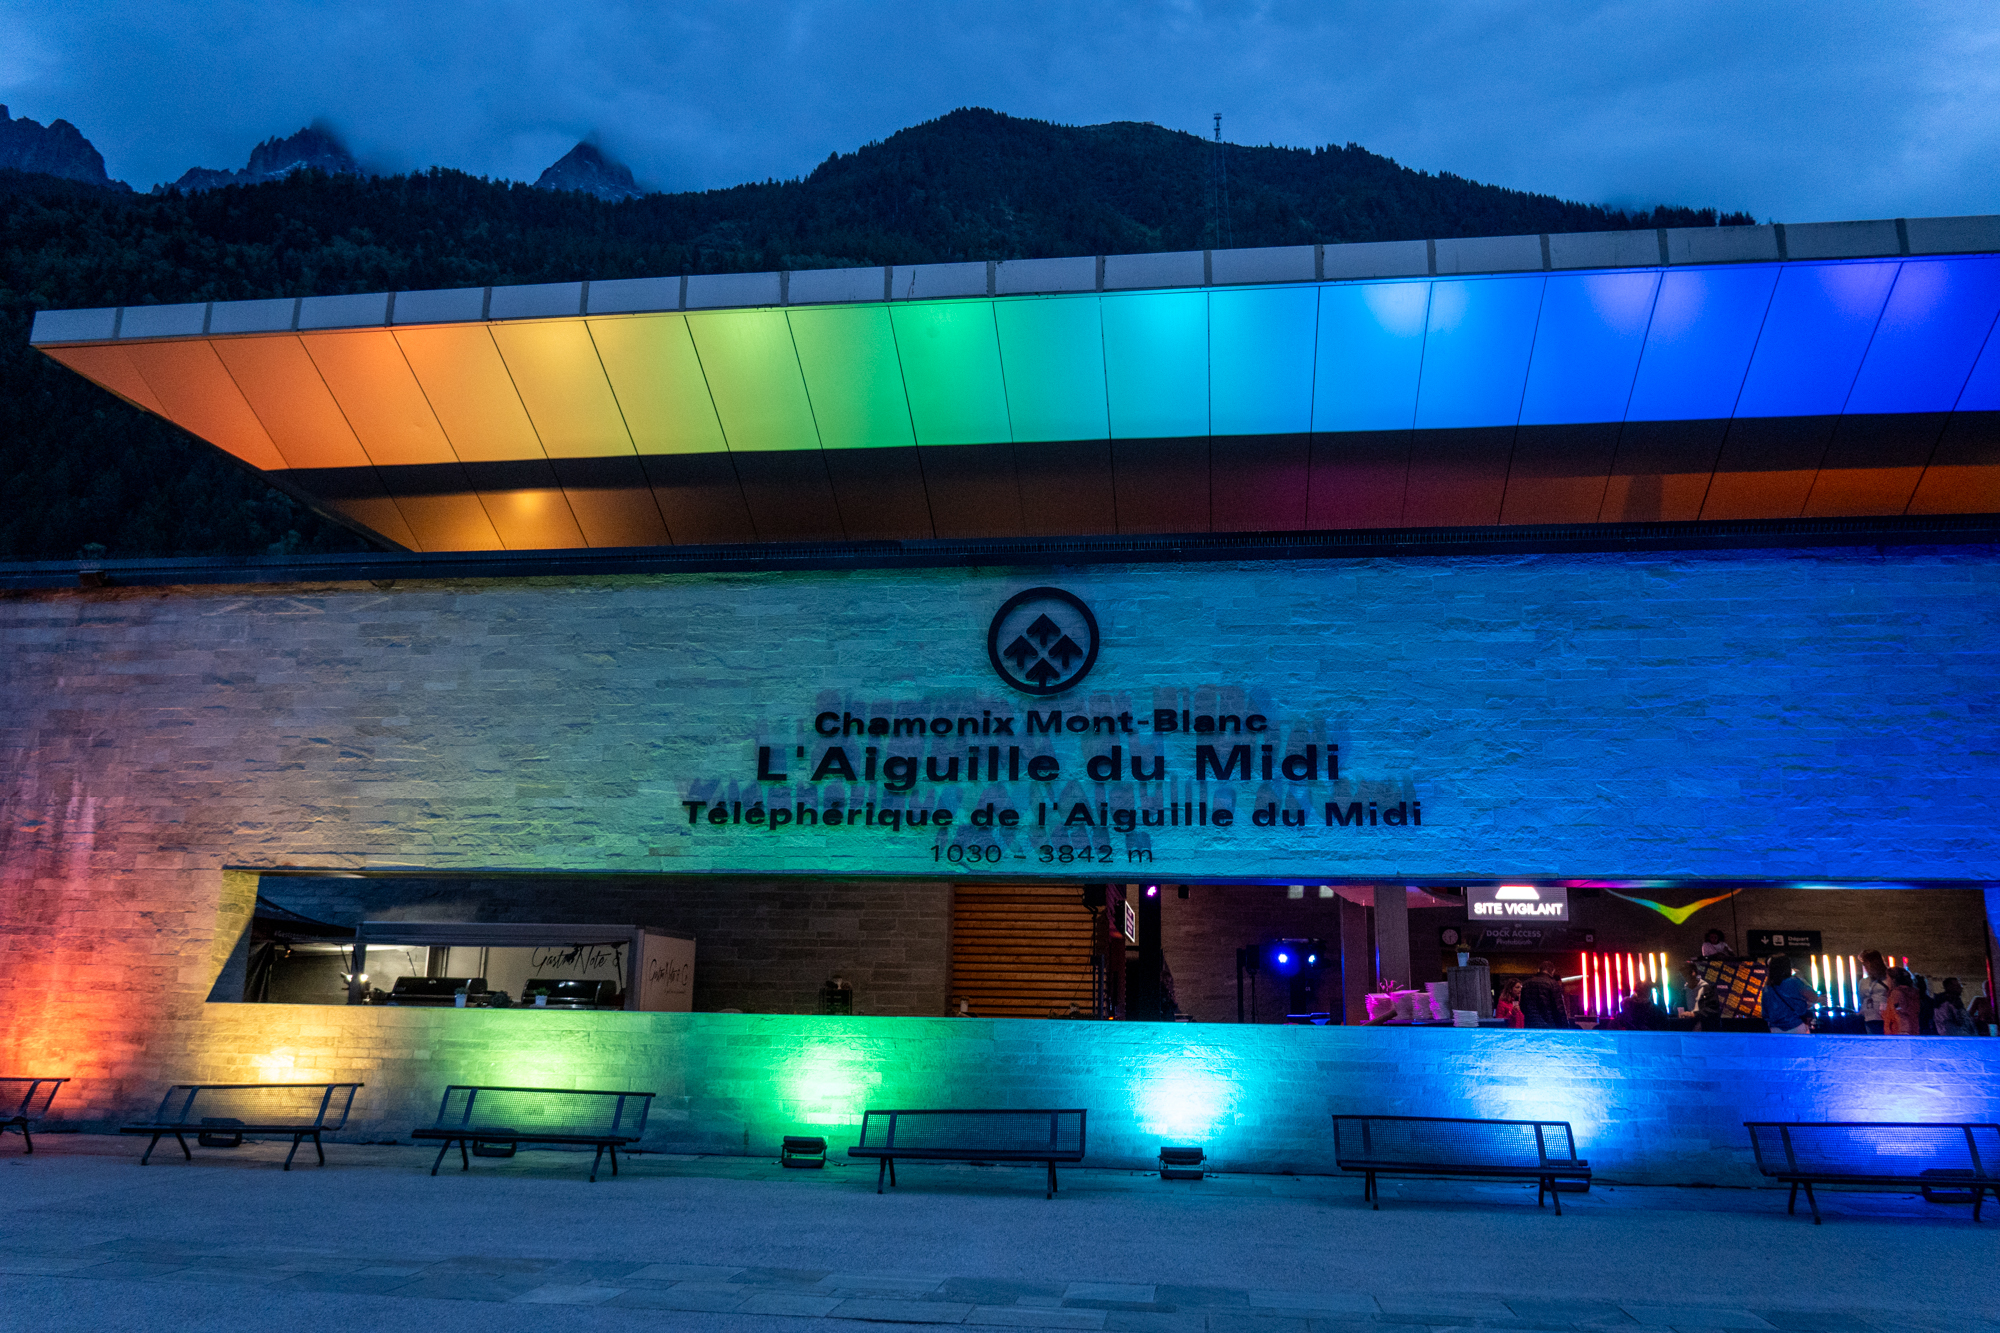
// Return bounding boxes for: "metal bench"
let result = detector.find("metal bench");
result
[119,1083,362,1169]
[1745,1121,1998,1223]
[1,1078,67,1154]
[1332,1114,1592,1214]
[847,1108,1087,1198]
[411,1085,653,1182]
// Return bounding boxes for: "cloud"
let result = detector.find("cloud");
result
[2,0,1996,220]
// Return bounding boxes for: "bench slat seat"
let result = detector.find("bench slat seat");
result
[847,1109,1087,1198]
[1745,1121,1998,1223]
[412,1085,654,1182]
[1,1078,67,1155]
[119,1083,362,1170]
[1333,1115,1590,1214]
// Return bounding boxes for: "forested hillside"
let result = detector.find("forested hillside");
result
[0,109,1753,559]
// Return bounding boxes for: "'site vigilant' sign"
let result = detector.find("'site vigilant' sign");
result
[1466,885,1569,921]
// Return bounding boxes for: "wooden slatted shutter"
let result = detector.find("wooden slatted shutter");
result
[949,883,1096,1018]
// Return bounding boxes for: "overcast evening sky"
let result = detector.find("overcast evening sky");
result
[3,1,1997,224]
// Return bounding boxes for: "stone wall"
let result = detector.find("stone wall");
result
[5,545,1998,1181]
[21,1002,2000,1186]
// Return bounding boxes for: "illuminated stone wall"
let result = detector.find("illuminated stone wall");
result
[4,544,1997,1169]
[23,1004,2000,1185]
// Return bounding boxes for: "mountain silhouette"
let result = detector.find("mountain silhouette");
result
[535,142,643,202]
[0,105,126,190]
[170,126,360,193]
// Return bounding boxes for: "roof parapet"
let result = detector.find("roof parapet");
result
[29,213,2000,347]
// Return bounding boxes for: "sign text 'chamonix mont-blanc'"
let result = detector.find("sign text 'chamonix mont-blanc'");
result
[674,587,1428,866]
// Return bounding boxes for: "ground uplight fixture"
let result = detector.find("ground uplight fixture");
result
[1158,1145,1206,1180]
[781,1135,827,1168]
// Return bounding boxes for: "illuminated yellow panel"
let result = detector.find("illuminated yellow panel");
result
[587,315,728,455]
[210,335,371,471]
[787,305,915,450]
[685,308,821,452]
[300,331,457,466]
[488,321,636,459]
[393,325,545,464]
[121,339,287,471]
[42,344,168,415]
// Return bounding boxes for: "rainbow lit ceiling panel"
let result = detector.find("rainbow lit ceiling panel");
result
[32,252,2000,552]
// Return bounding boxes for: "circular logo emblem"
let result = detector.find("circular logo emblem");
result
[988,587,1100,696]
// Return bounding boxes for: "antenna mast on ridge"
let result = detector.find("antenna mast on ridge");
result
[1210,113,1233,250]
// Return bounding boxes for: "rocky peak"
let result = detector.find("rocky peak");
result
[171,125,361,193]
[534,141,643,202]
[0,104,127,190]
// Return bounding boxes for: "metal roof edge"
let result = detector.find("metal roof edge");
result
[7,514,1999,591]
[30,213,2000,347]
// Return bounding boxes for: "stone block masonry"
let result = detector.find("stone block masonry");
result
[17,1003,2000,1186]
[4,544,1998,1178]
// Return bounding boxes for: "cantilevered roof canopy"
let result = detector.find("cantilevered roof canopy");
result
[30,216,2000,552]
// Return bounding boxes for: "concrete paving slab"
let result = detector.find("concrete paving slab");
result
[832,1297,974,1322]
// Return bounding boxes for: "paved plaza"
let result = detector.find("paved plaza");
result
[1,1135,1993,1333]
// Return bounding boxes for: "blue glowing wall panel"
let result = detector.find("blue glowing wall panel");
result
[1847,258,2000,415]
[1517,271,1659,426]
[1209,285,1318,436]
[1959,328,2000,412]
[993,297,1109,442]
[1735,262,1899,418]
[1102,291,1208,438]
[1414,276,1544,431]
[1311,281,1428,432]
[1625,266,1779,422]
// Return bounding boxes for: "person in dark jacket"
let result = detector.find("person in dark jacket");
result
[1519,959,1573,1029]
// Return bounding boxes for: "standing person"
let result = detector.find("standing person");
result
[1761,955,1818,1034]
[1882,968,1922,1035]
[1932,978,1972,1036]
[1495,978,1524,1028]
[1519,958,1573,1029]
[1857,950,1890,1034]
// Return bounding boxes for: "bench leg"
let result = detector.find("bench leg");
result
[19,1125,32,1155]
[460,1139,471,1172]
[1973,1185,1984,1223]
[1548,1177,1563,1217]
[284,1134,302,1171]
[175,1131,191,1162]
[314,1132,325,1167]
[1370,1171,1379,1211]
[140,1132,161,1165]
[590,1145,604,1183]
[1046,1161,1056,1199]
[430,1140,451,1176]
[1803,1182,1821,1225]
[609,1145,620,1178]
[1786,1182,1797,1215]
